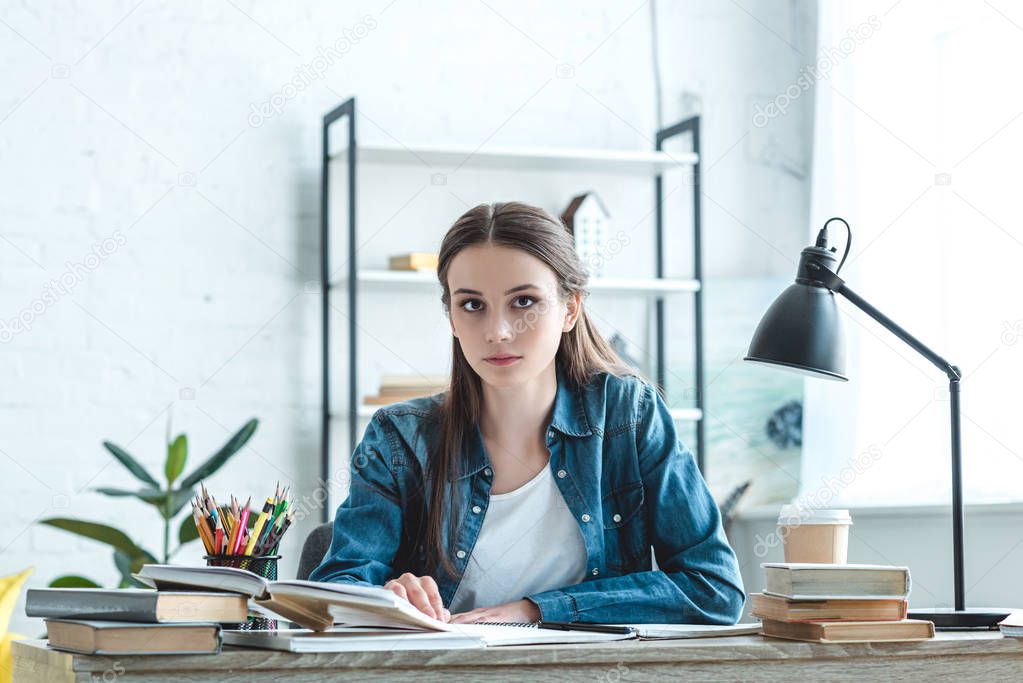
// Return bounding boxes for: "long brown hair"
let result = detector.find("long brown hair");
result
[426,201,640,578]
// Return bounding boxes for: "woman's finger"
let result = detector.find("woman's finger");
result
[384,581,408,602]
[450,609,483,624]
[419,575,445,622]
[403,581,437,619]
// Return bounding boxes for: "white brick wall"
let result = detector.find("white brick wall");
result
[1,0,815,635]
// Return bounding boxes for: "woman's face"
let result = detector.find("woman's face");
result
[447,243,580,388]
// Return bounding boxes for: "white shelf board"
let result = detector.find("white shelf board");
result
[329,144,697,175]
[344,405,702,421]
[333,269,699,294]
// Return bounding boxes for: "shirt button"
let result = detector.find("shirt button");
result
[472,505,482,514]
[483,467,492,477]
[547,430,555,441]
[581,513,591,523]
[456,550,466,559]
[612,513,622,523]
[591,568,600,576]
[557,470,567,479]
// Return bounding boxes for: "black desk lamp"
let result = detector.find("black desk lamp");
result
[744,217,1009,629]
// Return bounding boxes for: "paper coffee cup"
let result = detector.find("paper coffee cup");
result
[777,505,852,564]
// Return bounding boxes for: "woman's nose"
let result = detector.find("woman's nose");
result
[485,315,514,343]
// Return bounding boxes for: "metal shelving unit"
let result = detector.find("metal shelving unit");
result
[320,97,704,523]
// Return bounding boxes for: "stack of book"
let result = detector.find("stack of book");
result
[363,374,448,405]
[25,588,249,655]
[752,563,935,643]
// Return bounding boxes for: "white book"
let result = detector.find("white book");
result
[224,624,633,652]
[761,563,911,600]
[135,564,453,632]
[224,627,484,653]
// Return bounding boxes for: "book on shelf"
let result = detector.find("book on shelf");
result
[379,375,447,391]
[762,563,911,600]
[133,565,628,647]
[44,619,222,655]
[26,588,249,624]
[364,391,440,405]
[760,618,934,644]
[749,593,908,622]
[388,253,438,271]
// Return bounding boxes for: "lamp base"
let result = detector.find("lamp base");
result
[907,607,1011,629]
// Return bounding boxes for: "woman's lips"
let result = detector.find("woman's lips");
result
[484,356,522,366]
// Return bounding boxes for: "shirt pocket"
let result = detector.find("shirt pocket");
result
[601,481,649,571]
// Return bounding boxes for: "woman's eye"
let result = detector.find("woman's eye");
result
[460,299,483,313]
[512,296,535,308]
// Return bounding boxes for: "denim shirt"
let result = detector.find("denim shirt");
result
[310,365,746,624]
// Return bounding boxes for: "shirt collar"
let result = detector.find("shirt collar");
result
[454,364,593,481]
[549,362,594,438]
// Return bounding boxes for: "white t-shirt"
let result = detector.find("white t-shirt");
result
[448,463,588,613]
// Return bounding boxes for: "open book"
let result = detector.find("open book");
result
[133,565,632,646]
[135,564,462,632]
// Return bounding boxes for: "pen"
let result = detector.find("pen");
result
[538,621,637,635]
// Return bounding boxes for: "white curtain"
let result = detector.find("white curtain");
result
[802,0,1023,506]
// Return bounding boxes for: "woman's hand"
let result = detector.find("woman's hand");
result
[449,599,541,624]
[383,573,450,622]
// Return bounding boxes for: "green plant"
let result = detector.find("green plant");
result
[40,418,258,588]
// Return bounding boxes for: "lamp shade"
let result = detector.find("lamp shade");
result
[744,282,848,381]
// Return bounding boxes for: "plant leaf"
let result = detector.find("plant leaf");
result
[166,488,196,518]
[49,575,101,588]
[178,513,202,546]
[93,486,162,500]
[165,434,187,486]
[93,487,194,519]
[114,548,155,588]
[40,518,142,556]
[179,418,259,488]
[102,441,160,488]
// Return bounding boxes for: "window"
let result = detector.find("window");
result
[802,0,1023,505]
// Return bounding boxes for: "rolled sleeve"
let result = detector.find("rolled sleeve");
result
[525,589,578,622]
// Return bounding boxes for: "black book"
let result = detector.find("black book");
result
[26,588,249,623]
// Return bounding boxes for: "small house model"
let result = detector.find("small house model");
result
[561,192,611,276]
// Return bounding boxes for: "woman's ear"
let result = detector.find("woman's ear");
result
[563,292,582,333]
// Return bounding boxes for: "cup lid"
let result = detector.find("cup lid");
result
[777,505,852,525]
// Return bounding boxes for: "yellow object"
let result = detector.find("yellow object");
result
[243,497,274,556]
[388,253,438,271]
[0,567,33,683]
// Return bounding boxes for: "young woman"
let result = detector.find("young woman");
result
[310,202,745,625]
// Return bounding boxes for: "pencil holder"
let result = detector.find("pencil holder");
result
[204,554,281,631]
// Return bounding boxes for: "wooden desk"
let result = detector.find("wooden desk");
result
[12,631,1023,682]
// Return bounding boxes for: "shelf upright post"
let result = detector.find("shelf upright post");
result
[321,97,356,523]
[655,116,705,473]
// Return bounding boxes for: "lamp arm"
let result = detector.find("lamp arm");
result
[813,265,961,381]
[814,263,966,612]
